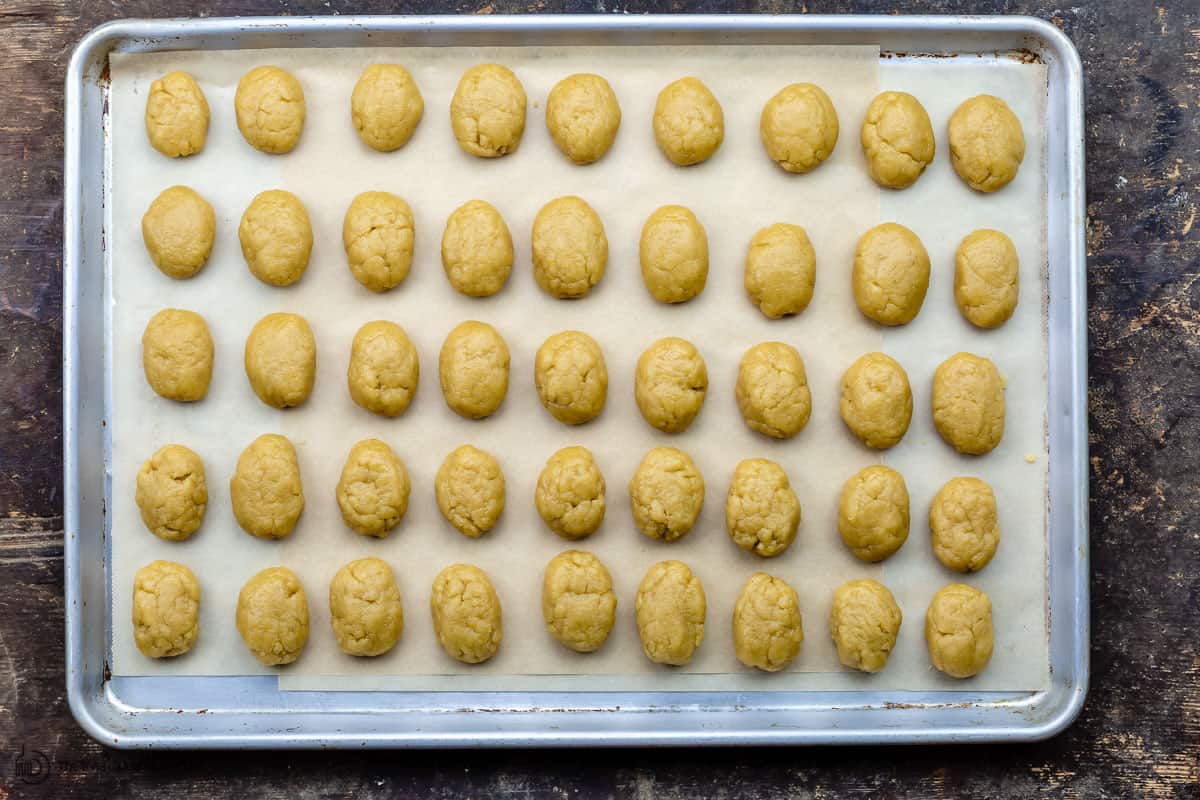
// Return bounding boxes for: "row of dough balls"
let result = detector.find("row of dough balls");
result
[137,437,1001,574]
[133,556,994,679]
[143,186,1020,328]
[147,65,1025,192]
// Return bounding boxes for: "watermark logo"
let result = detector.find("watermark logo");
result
[11,744,51,785]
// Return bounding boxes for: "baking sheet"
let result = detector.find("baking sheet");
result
[108,44,1047,692]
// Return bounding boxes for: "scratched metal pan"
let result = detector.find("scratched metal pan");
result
[62,14,1087,748]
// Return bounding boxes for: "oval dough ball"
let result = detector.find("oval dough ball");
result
[839,352,913,449]
[329,557,404,657]
[235,65,305,154]
[351,63,424,152]
[545,73,621,164]
[135,444,208,541]
[347,320,420,417]
[145,71,209,158]
[744,223,816,319]
[948,94,1025,192]
[925,583,993,678]
[142,308,213,402]
[542,549,617,653]
[336,439,411,538]
[239,189,313,287]
[534,330,608,425]
[733,572,804,672]
[141,185,216,279]
[439,321,510,419]
[653,77,724,166]
[634,337,708,433]
[955,229,1020,328]
[450,64,527,158]
[435,445,505,538]
[930,477,1001,572]
[760,82,839,173]
[639,205,709,304]
[230,433,305,540]
[852,223,930,326]
[838,465,910,562]
[931,352,1006,455]
[735,342,812,439]
[535,446,606,540]
[628,446,704,543]
[725,458,801,558]
[133,560,200,658]
[342,190,414,292]
[244,312,316,408]
[441,199,513,297]
[635,560,706,666]
[430,563,502,664]
[532,196,608,299]
[860,91,935,189]
[236,566,309,666]
[829,578,902,673]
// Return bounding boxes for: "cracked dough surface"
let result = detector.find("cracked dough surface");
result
[435,445,505,539]
[635,560,706,666]
[351,63,424,152]
[735,341,812,439]
[733,572,804,672]
[837,465,910,562]
[532,196,608,299]
[347,320,419,417]
[925,582,993,678]
[743,222,816,319]
[342,190,414,293]
[238,189,312,287]
[142,308,213,403]
[439,321,510,419]
[534,330,608,425]
[852,222,930,326]
[235,65,305,154]
[144,71,209,158]
[759,82,839,173]
[450,63,526,158]
[829,578,902,673]
[244,312,316,408]
[653,76,724,166]
[639,205,709,304]
[839,351,913,449]
[725,458,800,558]
[542,549,617,653]
[132,560,200,659]
[236,566,309,666]
[230,433,305,540]
[948,94,1025,193]
[430,563,502,664]
[930,476,1001,572]
[955,228,1020,328]
[628,446,704,543]
[329,557,404,657]
[441,199,513,297]
[141,185,215,279]
[535,445,606,541]
[860,90,935,189]
[931,351,1006,455]
[634,336,707,433]
[135,444,207,542]
[545,73,621,165]
[336,439,411,539]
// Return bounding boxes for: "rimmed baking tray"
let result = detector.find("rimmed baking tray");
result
[63,14,1087,748]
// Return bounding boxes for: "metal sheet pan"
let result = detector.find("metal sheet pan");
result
[63,14,1088,748]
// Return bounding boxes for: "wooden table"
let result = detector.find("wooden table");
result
[2,1,1197,796]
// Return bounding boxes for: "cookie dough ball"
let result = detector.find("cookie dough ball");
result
[141,186,215,279]
[948,94,1025,192]
[230,434,305,540]
[235,65,305,154]
[839,352,913,449]
[653,77,724,166]
[860,91,935,189]
[430,563,502,664]
[635,560,706,666]
[930,477,1001,572]
[236,566,309,666]
[342,191,414,292]
[639,205,709,304]
[760,82,839,173]
[441,200,513,297]
[725,458,800,558]
[142,308,213,402]
[351,63,424,152]
[955,229,1020,328]
[347,320,420,417]
[634,337,707,433]
[542,550,617,653]
[336,439,411,538]
[145,71,209,158]
[838,465,910,562]
[534,330,608,425]
[925,583,993,678]
[329,557,404,657]
[435,445,505,538]
[439,321,510,419]
[829,578,902,673]
[736,342,812,439]
[135,444,207,541]
[852,223,930,326]
[628,446,704,543]
[744,223,816,319]
[532,196,607,299]
[546,73,621,164]
[239,190,313,287]
[535,446,606,540]
[450,64,526,158]
[133,561,200,658]
[244,312,316,408]
[931,352,1006,455]
[733,572,804,672]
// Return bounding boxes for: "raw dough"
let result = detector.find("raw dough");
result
[534,330,608,425]
[234,65,305,154]
[852,222,930,326]
[141,185,215,279]
[542,549,617,653]
[236,566,309,666]
[829,578,902,673]
[634,336,708,433]
[430,563,502,664]
[860,91,935,189]
[931,352,1006,455]
[532,196,607,299]
[725,458,800,558]
[336,439,411,538]
[743,223,816,319]
[925,582,993,678]
[342,190,414,293]
[141,308,213,402]
[838,465,910,562]
[450,64,526,158]
[929,476,1001,573]
[535,445,606,540]
[438,321,510,419]
[435,445,505,538]
[144,71,209,158]
[351,63,424,152]
[441,199,513,297]
[735,341,812,439]
[135,444,207,541]
[635,560,706,666]
[244,312,316,408]
[347,320,419,417]
[732,572,804,672]
[760,82,839,173]
[239,189,313,287]
[955,229,1020,328]
[948,94,1025,192]
[839,351,913,449]
[639,205,709,304]
[132,560,200,658]
[545,73,621,164]
[653,77,724,166]
[230,433,305,540]
[329,557,404,657]
[628,446,704,543]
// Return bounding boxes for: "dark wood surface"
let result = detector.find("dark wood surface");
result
[1,0,1197,796]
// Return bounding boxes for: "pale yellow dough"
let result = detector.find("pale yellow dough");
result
[342,190,414,293]
[639,205,709,304]
[839,352,913,449]
[430,563,502,664]
[135,444,207,542]
[653,77,724,166]
[145,71,209,158]
[532,196,608,299]
[450,64,527,158]
[760,82,839,173]
[329,557,404,657]
[925,583,993,678]
[736,341,812,439]
[629,446,704,543]
[948,94,1025,192]
[852,223,930,326]
[435,445,505,539]
[239,190,313,287]
[351,64,424,152]
[545,73,621,164]
[534,330,608,425]
[725,458,800,558]
[336,439,411,538]
[236,566,309,666]
[733,572,804,672]
[244,312,316,408]
[441,200,513,297]
[230,434,305,540]
[860,91,936,189]
[347,321,420,417]
[439,321,510,419]
[635,560,706,666]
[133,560,200,658]
[838,465,910,562]
[142,308,213,402]
[744,223,816,319]
[141,185,215,279]
[929,477,1001,573]
[542,549,617,653]
[829,578,902,673]
[931,352,1006,455]
[955,229,1020,328]
[535,445,606,540]
[235,66,305,154]
[634,337,708,434]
